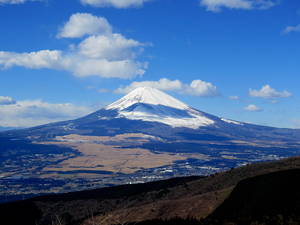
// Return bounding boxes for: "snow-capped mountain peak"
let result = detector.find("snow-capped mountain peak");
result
[106,87,188,111]
[105,87,215,129]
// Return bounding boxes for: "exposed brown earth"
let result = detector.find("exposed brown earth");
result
[40,134,208,174]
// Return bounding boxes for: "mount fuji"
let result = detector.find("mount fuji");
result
[5,86,299,142]
[106,87,216,129]
[1,87,300,201]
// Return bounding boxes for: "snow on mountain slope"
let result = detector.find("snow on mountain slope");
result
[105,87,215,129]
[221,118,243,125]
[106,87,188,110]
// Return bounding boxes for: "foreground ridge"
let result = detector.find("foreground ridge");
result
[1,157,300,225]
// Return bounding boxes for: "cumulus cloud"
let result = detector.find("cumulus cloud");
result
[80,0,150,8]
[0,50,64,69]
[0,99,92,127]
[57,13,112,38]
[244,104,263,112]
[115,78,183,93]
[283,24,300,34]
[200,0,277,12]
[0,50,146,79]
[0,96,16,105]
[249,85,292,99]
[78,34,143,60]
[185,80,218,96]
[0,13,148,79]
[115,78,219,97]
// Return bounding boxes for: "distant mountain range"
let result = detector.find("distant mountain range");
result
[1,87,300,202]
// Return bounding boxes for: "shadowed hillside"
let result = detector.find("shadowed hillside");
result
[204,169,300,225]
[114,169,300,225]
[1,157,300,225]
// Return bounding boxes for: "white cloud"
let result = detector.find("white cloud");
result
[115,78,183,93]
[249,85,292,99]
[80,0,149,8]
[0,96,16,105]
[72,58,147,78]
[57,13,112,38]
[115,78,219,97]
[0,50,64,69]
[200,0,277,12]
[78,34,143,60]
[98,88,110,93]
[185,80,218,96]
[0,0,31,4]
[0,13,148,79]
[291,119,300,129]
[283,24,300,34]
[229,95,240,100]
[0,50,146,79]
[0,99,93,127]
[244,104,263,112]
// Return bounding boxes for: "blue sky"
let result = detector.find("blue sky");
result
[0,0,299,128]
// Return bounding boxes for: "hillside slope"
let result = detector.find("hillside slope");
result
[1,157,300,225]
[205,169,300,225]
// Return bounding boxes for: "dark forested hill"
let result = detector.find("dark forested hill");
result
[205,169,300,225]
[1,157,300,225]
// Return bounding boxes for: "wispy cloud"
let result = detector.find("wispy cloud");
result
[200,0,277,12]
[283,24,300,34]
[0,0,35,5]
[229,96,240,100]
[290,119,300,129]
[244,104,263,112]
[80,0,150,8]
[115,78,219,97]
[249,85,292,99]
[0,13,148,79]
